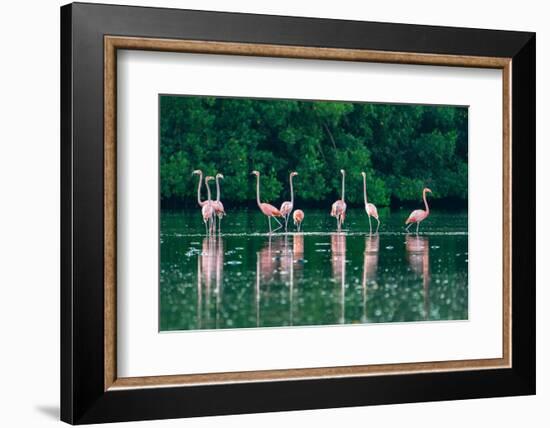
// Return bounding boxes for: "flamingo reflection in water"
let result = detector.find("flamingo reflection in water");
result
[406,235,430,320]
[361,234,380,322]
[255,235,303,327]
[255,236,282,327]
[331,233,347,324]
[196,236,224,328]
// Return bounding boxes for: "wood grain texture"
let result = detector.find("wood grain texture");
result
[104,37,117,391]
[104,36,513,390]
[111,357,508,389]
[106,36,510,68]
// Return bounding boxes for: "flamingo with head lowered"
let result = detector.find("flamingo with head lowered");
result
[293,209,304,232]
[280,171,298,232]
[361,171,380,234]
[251,171,284,234]
[212,173,226,233]
[331,169,347,232]
[405,188,432,234]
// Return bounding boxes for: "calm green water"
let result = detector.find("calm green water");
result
[160,209,468,331]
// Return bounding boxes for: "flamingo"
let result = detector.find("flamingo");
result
[405,188,433,234]
[361,171,380,234]
[330,169,347,231]
[251,171,284,234]
[192,169,208,207]
[202,176,215,234]
[293,209,304,232]
[212,173,226,233]
[280,171,298,232]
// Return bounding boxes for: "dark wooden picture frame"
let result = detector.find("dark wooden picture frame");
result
[61,2,535,424]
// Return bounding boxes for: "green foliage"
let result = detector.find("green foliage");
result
[160,96,468,207]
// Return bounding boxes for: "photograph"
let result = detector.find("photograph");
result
[159,94,469,331]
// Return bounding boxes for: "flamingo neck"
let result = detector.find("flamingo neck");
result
[215,176,221,202]
[341,172,345,201]
[205,180,212,202]
[362,174,368,207]
[423,190,430,214]
[255,175,262,208]
[196,172,204,206]
[289,174,294,205]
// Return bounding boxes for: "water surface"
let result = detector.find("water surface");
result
[160,209,468,331]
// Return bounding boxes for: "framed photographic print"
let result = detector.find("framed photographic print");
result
[61,2,535,424]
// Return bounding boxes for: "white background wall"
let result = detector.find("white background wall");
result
[0,0,546,426]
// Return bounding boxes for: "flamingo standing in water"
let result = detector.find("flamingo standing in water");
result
[202,176,215,234]
[251,171,284,234]
[280,171,298,232]
[361,171,380,234]
[293,209,304,232]
[405,188,433,234]
[212,173,226,233]
[331,169,347,231]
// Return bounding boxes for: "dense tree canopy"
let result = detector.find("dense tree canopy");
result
[160,95,467,208]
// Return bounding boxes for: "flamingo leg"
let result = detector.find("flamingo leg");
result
[204,220,208,235]
[416,221,420,234]
[406,222,413,233]
[284,215,289,233]
[217,216,222,235]
[268,216,272,234]
[375,217,380,234]
[368,215,372,235]
[272,216,283,232]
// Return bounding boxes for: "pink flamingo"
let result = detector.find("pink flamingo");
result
[202,176,215,235]
[192,169,208,207]
[280,171,298,232]
[293,209,304,232]
[212,173,226,233]
[251,171,284,234]
[330,169,347,231]
[405,188,432,234]
[361,171,380,234]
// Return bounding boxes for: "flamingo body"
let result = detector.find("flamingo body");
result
[280,201,293,217]
[260,203,283,218]
[293,209,304,231]
[202,203,214,223]
[405,188,432,233]
[406,209,428,225]
[366,203,379,219]
[331,200,347,219]
[331,170,347,231]
[212,200,225,217]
